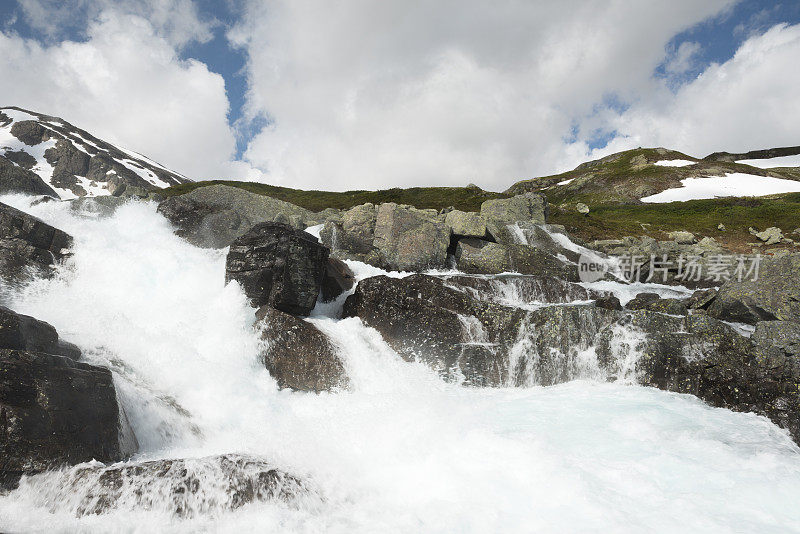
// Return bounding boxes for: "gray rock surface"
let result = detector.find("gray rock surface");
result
[372,203,450,271]
[0,306,81,360]
[454,238,577,279]
[158,185,317,248]
[480,193,548,243]
[0,156,58,197]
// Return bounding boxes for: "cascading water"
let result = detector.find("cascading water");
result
[2,194,800,533]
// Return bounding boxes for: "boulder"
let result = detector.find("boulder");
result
[320,257,355,302]
[24,454,310,517]
[576,203,590,215]
[320,203,378,262]
[667,230,696,244]
[707,253,800,324]
[343,274,522,385]
[594,295,623,311]
[0,306,81,360]
[751,320,800,373]
[0,201,72,285]
[480,193,548,243]
[454,238,577,280]
[255,306,347,392]
[225,222,328,316]
[684,288,717,310]
[445,210,487,239]
[751,226,783,245]
[0,349,131,488]
[10,120,49,145]
[157,185,316,248]
[0,156,58,197]
[625,293,686,315]
[372,203,450,271]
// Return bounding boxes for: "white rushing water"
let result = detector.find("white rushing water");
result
[1,195,800,533]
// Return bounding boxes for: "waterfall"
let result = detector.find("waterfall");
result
[2,194,800,533]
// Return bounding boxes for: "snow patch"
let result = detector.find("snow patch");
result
[737,155,800,168]
[653,159,696,167]
[640,173,800,203]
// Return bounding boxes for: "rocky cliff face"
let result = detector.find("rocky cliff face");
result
[0,107,190,199]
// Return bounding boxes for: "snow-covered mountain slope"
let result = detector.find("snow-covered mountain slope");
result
[0,106,191,199]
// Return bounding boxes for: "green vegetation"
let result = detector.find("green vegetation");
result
[550,193,800,252]
[161,180,509,212]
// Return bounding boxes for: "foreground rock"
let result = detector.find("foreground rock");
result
[0,201,72,286]
[158,185,320,248]
[256,306,348,392]
[0,306,81,360]
[19,454,311,517]
[225,222,328,315]
[708,253,800,324]
[0,349,131,488]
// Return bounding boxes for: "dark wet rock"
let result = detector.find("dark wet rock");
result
[685,288,717,310]
[225,222,328,316]
[708,253,800,324]
[255,306,347,392]
[625,293,687,315]
[454,238,577,280]
[751,321,800,373]
[0,156,58,197]
[505,304,620,386]
[595,295,623,311]
[0,349,130,489]
[480,193,548,243]
[24,454,310,517]
[441,274,597,304]
[321,257,355,302]
[158,185,316,248]
[343,274,523,385]
[0,307,81,360]
[0,201,72,285]
[372,203,450,271]
[624,292,661,310]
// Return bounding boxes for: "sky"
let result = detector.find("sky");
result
[0,0,798,192]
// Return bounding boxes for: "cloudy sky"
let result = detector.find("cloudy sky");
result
[1,0,798,191]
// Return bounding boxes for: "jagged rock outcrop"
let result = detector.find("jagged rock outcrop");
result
[625,293,687,315]
[1,107,189,199]
[0,201,72,286]
[480,193,548,243]
[0,306,81,360]
[707,253,800,324]
[0,349,130,488]
[0,155,58,197]
[454,238,577,280]
[255,306,348,392]
[20,454,311,517]
[225,222,328,315]
[158,185,320,248]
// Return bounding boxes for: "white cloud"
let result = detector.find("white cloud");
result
[0,8,249,180]
[595,23,800,160]
[664,41,701,75]
[232,0,734,191]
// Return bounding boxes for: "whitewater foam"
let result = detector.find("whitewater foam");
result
[2,194,800,533]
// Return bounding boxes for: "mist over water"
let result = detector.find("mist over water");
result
[2,195,800,533]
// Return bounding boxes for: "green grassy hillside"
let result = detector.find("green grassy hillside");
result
[160,180,509,213]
